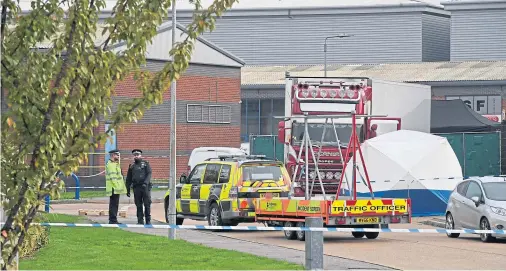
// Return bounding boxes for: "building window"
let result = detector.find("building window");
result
[240,98,285,142]
[187,104,232,124]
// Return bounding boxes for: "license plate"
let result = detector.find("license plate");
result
[260,193,279,198]
[356,217,380,224]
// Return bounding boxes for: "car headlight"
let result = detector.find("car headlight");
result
[490,206,506,216]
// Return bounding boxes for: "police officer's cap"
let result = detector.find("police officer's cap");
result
[108,149,120,154]
[132,149,142,154]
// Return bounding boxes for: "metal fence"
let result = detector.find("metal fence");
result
[249,135,284,161]
[502,123,506,174]
[435,131,501,176]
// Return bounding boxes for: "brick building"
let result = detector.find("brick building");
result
[91,22,244,181]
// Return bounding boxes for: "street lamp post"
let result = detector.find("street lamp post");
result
[324,34,353,77]
[168,0,177,240]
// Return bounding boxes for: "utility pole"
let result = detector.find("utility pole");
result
[168,0,177,240]
[324,34,353,77]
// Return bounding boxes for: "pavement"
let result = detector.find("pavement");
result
[48,202,506,270]
[49,191,167,204]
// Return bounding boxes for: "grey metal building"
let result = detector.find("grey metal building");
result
[444,0,506,61]
[173,0,451,65]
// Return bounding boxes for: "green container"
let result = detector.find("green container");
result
[435,132,501,177]
[249,135,284,162]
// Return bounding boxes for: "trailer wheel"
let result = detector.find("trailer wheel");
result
[296,222,305,241]
[352,232,365,238]
[365,232,379,239]
[266,221,277,227]
[283,221,297,240]
[365,225,380,239]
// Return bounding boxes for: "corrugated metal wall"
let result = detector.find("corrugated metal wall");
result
[179,11,450,65]
[432,85,505,96]
[143,60,241,78]
[111,97,241,126]
[449,9,506,61]
[422,13,450,62]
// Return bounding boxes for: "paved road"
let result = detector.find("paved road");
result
[146,204,506,270]
[50,202,506,270]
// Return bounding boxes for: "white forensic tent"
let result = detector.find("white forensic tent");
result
[342,130,463,216]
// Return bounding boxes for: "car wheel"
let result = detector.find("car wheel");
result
[296,222,305,241]
[480,217,496,243]
[445,213,459,238]
[208,203,223,231]
[352,232,365,238]
[283,221,297,240]
[225,221,239,227]
[165,199,183,225]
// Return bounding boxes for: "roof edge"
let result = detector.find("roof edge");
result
[174,22,245,66]
[442,0,506,10]
[241,60,506,85]
[108,21,245,66]
[243,60,506,68]
[164,4,448,18]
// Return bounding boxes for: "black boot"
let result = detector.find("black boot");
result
[137,219,144,225]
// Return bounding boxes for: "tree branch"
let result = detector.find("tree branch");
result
[21,114,33,138]
[5,0,66,60]
[6,203,39,267]
[30,1,79,169]
[59,102,100,165]
[0,0,9,44]
[1,1,80,247]
[100,0,127,50]
[60,0,96,123]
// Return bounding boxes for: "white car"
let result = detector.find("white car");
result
[445,176,506,242]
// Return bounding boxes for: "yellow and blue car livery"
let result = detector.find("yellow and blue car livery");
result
[164,157,291,226]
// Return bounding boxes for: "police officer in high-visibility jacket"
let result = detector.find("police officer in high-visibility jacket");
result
[106,149,127,224]
[126,149,153,224]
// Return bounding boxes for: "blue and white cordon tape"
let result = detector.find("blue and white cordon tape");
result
[64,185,169,189]
[65,175,506,189]
[25,223,506,234]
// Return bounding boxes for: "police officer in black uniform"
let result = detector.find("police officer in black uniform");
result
[125,149,153,224]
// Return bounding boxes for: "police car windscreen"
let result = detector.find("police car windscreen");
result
[242,165,283,181]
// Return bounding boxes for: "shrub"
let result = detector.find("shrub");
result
[19,213,50,259]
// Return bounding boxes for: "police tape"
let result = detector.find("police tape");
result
[24,223,506,234]
[63,185,169,189]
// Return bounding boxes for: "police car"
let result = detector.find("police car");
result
[164,155,292,226]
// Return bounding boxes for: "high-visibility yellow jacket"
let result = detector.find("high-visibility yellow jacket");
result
[105,159,127,196]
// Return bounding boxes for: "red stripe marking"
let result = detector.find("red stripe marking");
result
[394,211,408,215]
[362,211,384,215]
[381,199,393,205]
[346,200,357,205]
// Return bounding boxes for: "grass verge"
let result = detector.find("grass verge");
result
[20,214,303,270]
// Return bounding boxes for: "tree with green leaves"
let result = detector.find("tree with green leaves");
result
[0,0,238,268]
